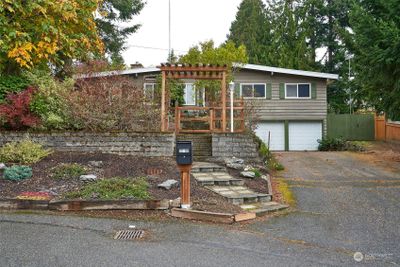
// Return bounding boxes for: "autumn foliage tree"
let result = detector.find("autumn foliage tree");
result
[0,0,104,74]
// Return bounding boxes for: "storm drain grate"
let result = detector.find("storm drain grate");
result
[114,230,145,240]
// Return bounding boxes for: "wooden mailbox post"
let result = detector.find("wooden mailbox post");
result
[176,141,193,209]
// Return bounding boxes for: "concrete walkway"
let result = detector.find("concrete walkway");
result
[192,162,286,215]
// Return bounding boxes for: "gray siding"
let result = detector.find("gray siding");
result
[233,69,328,121]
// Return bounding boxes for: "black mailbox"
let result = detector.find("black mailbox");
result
[176,141,193,165]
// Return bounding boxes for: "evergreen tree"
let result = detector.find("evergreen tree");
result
[228,0,271,65]
[267,0,316,70]
[96,0,145,65]
[349,0,400,120]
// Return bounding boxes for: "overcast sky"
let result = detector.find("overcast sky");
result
[121,0,243,67]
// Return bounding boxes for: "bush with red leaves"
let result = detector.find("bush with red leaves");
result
[0,87,41,130]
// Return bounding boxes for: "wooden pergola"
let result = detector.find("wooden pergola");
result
[159,63,244,133]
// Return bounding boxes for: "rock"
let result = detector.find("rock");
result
[158,179,179,190]
[244,165,254,171]
[224,157,244,165]
[88,161,103,168]
[0,163,6,170]
[261,174,270,181]
[80,174,98,182]
[240,171,256,179]
[226,162,244,170]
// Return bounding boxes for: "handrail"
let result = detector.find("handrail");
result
[174,99,245,133]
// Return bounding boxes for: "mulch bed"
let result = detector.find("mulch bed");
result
[0,151,250,214]
[225,167,270,195]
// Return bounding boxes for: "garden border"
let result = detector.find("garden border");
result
[0,199,257,224]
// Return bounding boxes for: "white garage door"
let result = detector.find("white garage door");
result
[289,122,322,151]
[255,122,285,151]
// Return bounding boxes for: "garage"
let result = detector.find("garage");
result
[255,122,285,151]
[255,121,323,151]
[289,121,322,151]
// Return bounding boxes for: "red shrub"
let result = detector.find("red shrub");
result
[0,87,41,130]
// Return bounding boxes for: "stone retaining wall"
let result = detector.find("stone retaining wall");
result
[0,131,260,160]
[0,132,175,157]
[211,133,259,160]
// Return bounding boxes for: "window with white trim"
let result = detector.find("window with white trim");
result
[183,83,195,105]
[285,83,311,99]
[240,83,266,98]
[144,83,156,100]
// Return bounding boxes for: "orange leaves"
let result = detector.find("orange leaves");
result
[1,0,104,70]
[7,43,34,68]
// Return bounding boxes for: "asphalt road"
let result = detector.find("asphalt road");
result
[1,151,399,267]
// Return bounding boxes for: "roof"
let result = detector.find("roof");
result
[239,63,339,80]
[75,64,339,80]
[74,67,160,79]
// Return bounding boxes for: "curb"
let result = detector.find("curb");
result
[171,208,256,224]
[0,199,172,211]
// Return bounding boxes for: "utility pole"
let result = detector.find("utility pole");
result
[168,0,171,61]
[349,57,352,115]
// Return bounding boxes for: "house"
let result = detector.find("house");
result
[76,63,338,151]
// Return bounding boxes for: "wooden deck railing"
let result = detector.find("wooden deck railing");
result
[174,100,245,133]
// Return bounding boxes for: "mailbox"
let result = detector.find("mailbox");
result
[176,141,193,165]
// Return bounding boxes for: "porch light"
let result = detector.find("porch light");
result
[229,81,235,133]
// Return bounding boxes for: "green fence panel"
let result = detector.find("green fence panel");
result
[327,114,375,141]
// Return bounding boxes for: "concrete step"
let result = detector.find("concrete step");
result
[240,202,289,216]
[205,186,272,205]
[191,162,226,173]
[176,134,212,158]
[192,172,244,186]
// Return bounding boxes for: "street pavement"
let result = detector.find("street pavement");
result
[1,151,399,267]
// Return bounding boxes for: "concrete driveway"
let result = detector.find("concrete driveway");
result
[250,149,400,266]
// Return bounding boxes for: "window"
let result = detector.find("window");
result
[144,83,156,100]
[285,83,311,99]
[184,83,195,105]
[240,83,266,98]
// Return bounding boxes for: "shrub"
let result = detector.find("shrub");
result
[251,168,261,178]
[24,69,75,130]
[0,87,41,130]
[0,139,52,164]
[65,76,160,131]
[3,165,32,181]
[318,138,365,152]
[52,163,87,180]
[65,177,150,200]
[0,75,30,101]
[318,137,347,151]
[253,133,285,171]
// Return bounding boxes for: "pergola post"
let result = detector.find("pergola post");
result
[161,71,166,132]
[221,72,227,132]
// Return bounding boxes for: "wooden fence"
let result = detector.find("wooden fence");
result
[375,115,400,142]
[327,114,375,141]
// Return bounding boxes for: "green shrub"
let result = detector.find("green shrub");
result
[318,137,347,151]
[3,165,32,181]
[252,133,285,171]
[65,177,150,200]
[0,139,52,164]
[52,163,87,180]
[250,168,261,178]
[23,69,76,130]
[0,75,30,101]
[318,138,365,152]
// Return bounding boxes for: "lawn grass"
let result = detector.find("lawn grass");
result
[64,177,150,200]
